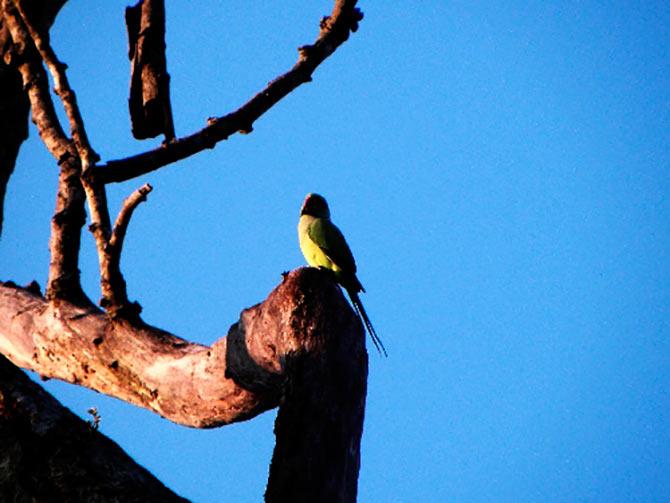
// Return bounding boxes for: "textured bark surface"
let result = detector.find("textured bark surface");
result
[0,354,189,502]
[0,0,67,236]
[0,62,28,236]
[0,268,364,429]
[2,0,89,301]
[126,0,174,140]
[0,268,369,500]
[266,296,368,502]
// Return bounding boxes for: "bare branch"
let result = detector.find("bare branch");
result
[110,183,153,251]
[99,183,153,318]
[0,63,29,236]
[8,0,138,314]
[2,0,88,302]
[3,1,71,162]
[95,0,364,184]
[11,0,112,237]
[12,0,99,169]
[0,268,363,428]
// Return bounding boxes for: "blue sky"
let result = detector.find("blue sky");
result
[1,1,669,501]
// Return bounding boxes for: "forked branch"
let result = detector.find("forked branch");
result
[8,0,143,315]
[2,0,87,302]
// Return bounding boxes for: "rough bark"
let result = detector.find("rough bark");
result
[2,0,89,302]
[1,1,370,499]
[0,0,67,237]
[266,302,367,502]
[126,0,175,140]
[0,354,189,502]
[0,268,366,429]
[1,268,369,500]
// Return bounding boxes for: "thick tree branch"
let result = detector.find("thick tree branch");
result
[95,0,363,184]
[0,268,363,428]
[0,354,189,502]
[266,314,367,502]
[0,62,28,236]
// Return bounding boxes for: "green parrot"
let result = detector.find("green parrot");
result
[298,193,387,356]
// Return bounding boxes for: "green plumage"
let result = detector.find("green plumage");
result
[298,193,387,356]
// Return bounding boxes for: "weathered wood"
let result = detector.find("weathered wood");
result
[126,0,174,140]
[0,268,364,429]
[2,0,89,303]
[0,63,28,236]
[265,289,368,503]
[0,354,189,502]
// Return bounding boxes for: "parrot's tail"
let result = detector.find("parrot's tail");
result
[348,290,388,357]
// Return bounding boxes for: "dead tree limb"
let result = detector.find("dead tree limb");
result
[6,0,145,315]
[265,307,368,502]
[0,268,365,428]
[2,0,88,303]
[95,0,363,184]
[102,183,153,317]
[126,0,175,140]
[0,354,189,502]
[12,0,99,168]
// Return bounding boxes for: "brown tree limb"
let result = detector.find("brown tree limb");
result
[126,0,175,140]
[109,183,152,252]
[7,0,138,314]
[101,183,153,318]
[11,0,111,253]
[2,0,88,303]
[2,0,71,163]
[265,312,367,502]
[0,268,363,428]
[95,0,363,185]
[0,354,189,502]
[12,0,99,168]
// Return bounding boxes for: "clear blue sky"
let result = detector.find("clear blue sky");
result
[1,1,669,501]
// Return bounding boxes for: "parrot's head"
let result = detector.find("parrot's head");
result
[300,193,330,218]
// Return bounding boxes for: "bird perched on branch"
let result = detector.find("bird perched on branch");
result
[298,193,387,356]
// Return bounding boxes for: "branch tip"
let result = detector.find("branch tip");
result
[95,0,364,184]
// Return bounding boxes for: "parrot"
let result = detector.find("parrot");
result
[298,193,387,356]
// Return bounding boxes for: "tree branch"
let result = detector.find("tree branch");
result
[95,0,363,184]
[0,268,362,428]
[0,354,189,502]
[109,183,152,252]
[12,0,99,168]
[0,62,29,237]
[7,0,139,314]
[2,0,88,303]
[101,183,153,317]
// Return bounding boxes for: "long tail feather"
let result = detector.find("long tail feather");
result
[348,290,387,357]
